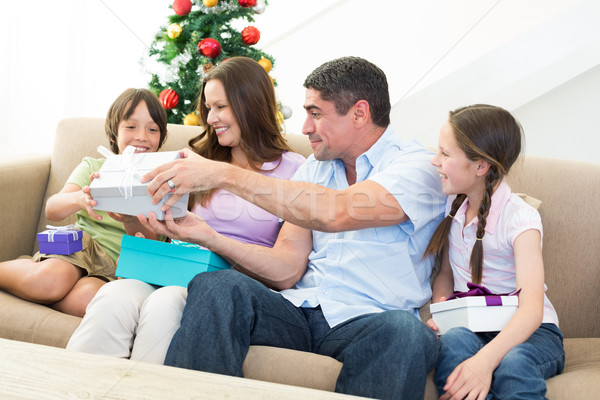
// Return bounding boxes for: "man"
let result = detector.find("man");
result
[143,56,446,399]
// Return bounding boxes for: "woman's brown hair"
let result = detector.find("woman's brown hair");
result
[423,104,523,284]
[189,56,291,205]
[105,88,168,154]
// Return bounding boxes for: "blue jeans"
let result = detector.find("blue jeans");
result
[434,324,565,400]
[165,269,440,400]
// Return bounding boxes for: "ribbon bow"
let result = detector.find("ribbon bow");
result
[447,282,520,306]
[45,224,80,242]
[97,145,144,199]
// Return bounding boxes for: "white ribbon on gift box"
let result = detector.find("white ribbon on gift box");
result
[44,224,80,242]
[97,145,145,199]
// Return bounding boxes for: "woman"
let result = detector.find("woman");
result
[66,57,306,363]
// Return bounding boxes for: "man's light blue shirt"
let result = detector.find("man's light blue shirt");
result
[280,126,446,327]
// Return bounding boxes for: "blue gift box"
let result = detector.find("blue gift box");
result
[116,235,230,287]
[37,227,83,255]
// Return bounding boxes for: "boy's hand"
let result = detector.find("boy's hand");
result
[107,211,137,225]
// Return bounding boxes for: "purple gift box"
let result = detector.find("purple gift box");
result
[37,226,83,255]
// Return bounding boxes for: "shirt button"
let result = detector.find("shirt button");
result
[322,289,328,294]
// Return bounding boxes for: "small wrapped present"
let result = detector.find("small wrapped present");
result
[89,146,189,220]
[37,225,83,255]
[116,235,230,287]
[430,282,520,334]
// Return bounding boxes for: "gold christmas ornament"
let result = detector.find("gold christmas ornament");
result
[276,111,284,125]
[203,0,219,7]
[257,57,272,73]
[203,62,214,73]
[167,23,182,40]
[184,113,200,126]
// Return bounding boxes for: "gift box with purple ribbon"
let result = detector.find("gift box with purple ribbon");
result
[430,282,519,334]
[36,225,83,255]
[89,145,189,220]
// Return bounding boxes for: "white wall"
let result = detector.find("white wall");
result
[512,64,600,162]
[1,0,598,164]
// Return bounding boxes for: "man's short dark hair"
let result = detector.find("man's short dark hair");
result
[303,56,391,128]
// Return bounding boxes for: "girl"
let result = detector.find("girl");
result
[0,88,168,317]
[66,57,306,364]
[424,104,564,399]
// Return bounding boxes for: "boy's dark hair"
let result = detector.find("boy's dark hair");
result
[105,88,168,154]
[303,56,391,128]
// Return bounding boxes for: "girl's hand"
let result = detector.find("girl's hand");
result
[440,354,495,400]
[426,296,447,332]
[426,318,439,333]
[81,172,103,220]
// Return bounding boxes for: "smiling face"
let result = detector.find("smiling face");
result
[115,100,161,154]
[431,121,482,197]
[204,79,242,149]
[301,88,355,163]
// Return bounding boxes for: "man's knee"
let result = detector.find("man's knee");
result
[188,269,257,295]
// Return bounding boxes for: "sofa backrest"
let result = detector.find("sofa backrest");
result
[41,118,599,339]
[506,157,600,338]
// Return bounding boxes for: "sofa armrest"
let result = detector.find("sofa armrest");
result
[0,154,51,261]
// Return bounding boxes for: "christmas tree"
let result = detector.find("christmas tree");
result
[146,0,285,125]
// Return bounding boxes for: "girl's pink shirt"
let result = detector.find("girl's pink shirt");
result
[446,179,559,326]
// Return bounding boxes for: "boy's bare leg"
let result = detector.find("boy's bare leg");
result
[51,276,106,317]
[0,258,82,304]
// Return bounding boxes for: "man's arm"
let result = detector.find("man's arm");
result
[220,167,407,232]
[143,151,407,233]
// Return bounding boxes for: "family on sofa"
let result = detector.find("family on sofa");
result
[0,56,564,399]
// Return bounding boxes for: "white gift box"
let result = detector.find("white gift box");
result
[89,146,189,220]
[430,295,519,335]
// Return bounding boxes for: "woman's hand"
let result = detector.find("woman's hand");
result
[137,209,219,248]
[440,353,495,400]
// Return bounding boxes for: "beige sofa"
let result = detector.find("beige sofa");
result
[1,118,598,399]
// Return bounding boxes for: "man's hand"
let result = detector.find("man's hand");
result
[142,149,229,211]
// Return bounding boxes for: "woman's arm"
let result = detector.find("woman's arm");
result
[139,210,312,290]
[440,228,545,400]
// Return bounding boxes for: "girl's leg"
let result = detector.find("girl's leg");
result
[131,285,188,364]
[490,324,564,400]
[51,276,107,317]
[434,327,486,396]
[66,279,155,358]
[0,258,81,303]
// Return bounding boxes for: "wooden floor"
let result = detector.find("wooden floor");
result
[0,338,367,399]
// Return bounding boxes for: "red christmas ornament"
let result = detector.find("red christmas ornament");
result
[159,89,179,110]
[238,0,257,7]
[241,26,260,45]
[172,0,192,16]
[198,38,221,58]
